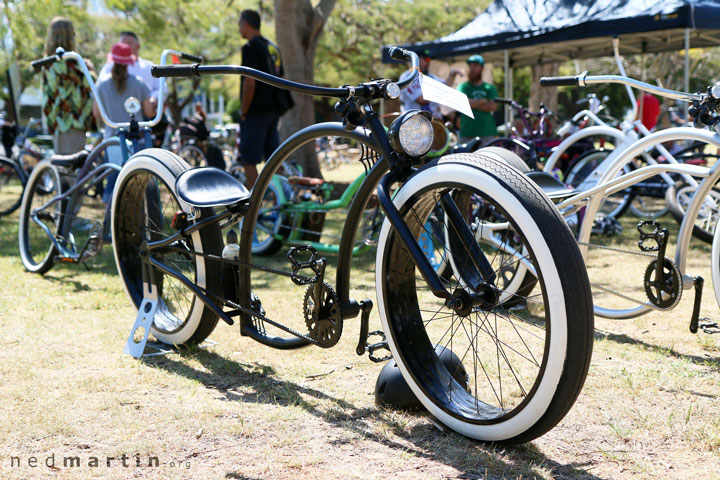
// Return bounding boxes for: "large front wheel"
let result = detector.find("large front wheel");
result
[375,152,594,444]
[112,149,224,346]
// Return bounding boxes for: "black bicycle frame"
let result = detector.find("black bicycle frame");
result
[236,123,492,336]
[151,50,494,341]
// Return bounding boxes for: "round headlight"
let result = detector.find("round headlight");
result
[124,96,141,115]
[711,82,720,100]
[388,110,434,157]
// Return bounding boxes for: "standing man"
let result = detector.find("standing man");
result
[398,49,460,119]
[99,31,160,102]
[457,55,497,144]
[238,9,286,188]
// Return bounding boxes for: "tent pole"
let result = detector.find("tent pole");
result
[504,49,513,129]
[685,27,690,120]
[613,37,637,120]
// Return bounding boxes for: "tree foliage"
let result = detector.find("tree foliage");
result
[1,0,251,123]
[6,0,720,131]
[316,0,490,88]
[556,49,720,121]
[1,0,108,106]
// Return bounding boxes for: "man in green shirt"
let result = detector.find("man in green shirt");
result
[457,55,498,143]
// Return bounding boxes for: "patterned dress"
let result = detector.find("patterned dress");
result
[42,59,96,134]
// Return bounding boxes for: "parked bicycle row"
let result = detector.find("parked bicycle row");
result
[1,22,719,448]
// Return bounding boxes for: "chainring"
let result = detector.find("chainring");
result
[303,282,343,348]
[644,258,682,310]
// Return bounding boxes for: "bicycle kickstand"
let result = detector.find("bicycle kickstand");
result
[124,289,159,358]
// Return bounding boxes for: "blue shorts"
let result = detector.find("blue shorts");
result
[239,112,280,165]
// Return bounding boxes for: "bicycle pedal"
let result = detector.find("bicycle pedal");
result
[700,320,720,334]
[366,330,392,363]
[287,245,326,285]
[637,220,668,252]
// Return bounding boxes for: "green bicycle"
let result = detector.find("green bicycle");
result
[252,141,382,256]
[252,139,450,277]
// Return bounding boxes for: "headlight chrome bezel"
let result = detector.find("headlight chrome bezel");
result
[388,110,434,158]
[711,82,720,100]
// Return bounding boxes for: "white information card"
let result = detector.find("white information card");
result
[419,74,474,119]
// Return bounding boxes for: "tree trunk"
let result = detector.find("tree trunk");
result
[167,78,201,125]
[529,62,559,113]
[274,0,337,178]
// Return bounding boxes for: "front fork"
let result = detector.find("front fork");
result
[375,168,498,302]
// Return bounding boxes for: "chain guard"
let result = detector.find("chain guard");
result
[644,258,682,310]
[303,282,343,348]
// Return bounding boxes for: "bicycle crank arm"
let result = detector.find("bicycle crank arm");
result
[355,299,374,356]
[689,276,704,334]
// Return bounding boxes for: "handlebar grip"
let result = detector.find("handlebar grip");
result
[31,55,58,72]
[152,64,200,78]
[180,52,203,63]
[540,75,582,87]
[387,47,405,61]
[494,98,513,105]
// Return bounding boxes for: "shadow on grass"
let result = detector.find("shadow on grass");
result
[594,330,720,367]
[40,270,94,292]
[0,216,20,258]
[146,349,605,480]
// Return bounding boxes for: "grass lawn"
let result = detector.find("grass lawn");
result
[0,161,719,480]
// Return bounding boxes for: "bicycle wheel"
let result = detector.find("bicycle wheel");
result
[112,149,224,346]
[376,152,594,444]
[18,149,42,176]
[0,157,25,216]
[18,160,63,273]
[576,170,663,319]
[565,149,634,219]
[464,147,537,308]
[666,179,720,244]
[178,144,206,168]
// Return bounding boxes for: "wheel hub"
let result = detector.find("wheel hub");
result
[447,285,499,316]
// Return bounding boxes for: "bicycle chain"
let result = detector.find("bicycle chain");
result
[590,283,663,311]
[228,297,323,347]
[219,255,331,336]
[578,241,663,310]
[226,254,315,283]
[577,241,656,258]
[153,243,316,283]
[145,246,322,344]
